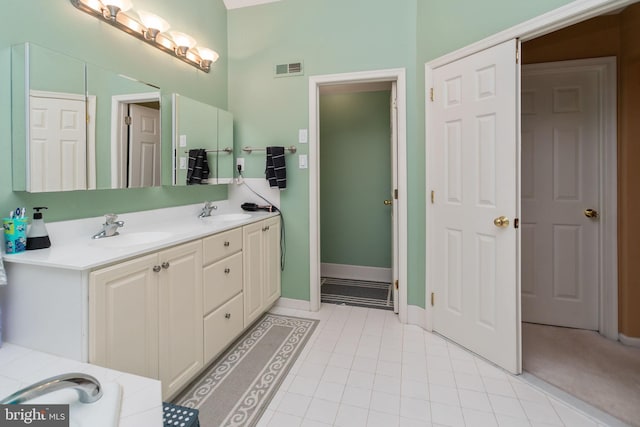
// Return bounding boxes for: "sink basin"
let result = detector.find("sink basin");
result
[205,213,252,222]
[29,382,122,427]
[92,231,174,248]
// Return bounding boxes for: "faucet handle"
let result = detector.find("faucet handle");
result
[104,213,118,224]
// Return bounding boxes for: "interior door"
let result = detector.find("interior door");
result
[521,61,601,330]
[429,39,520,374]
[128,103,161,188]
[391,82,399,313]
[29,93,87,192]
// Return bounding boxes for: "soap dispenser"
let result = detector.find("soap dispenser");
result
[26,207,51,250]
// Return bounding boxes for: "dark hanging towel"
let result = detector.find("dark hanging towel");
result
[265,146,287,189]
[187,149,210,185]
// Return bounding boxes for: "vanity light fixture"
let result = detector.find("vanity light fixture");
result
[69,0,218,73]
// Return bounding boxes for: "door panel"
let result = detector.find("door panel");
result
[430,39,520,374]
[521,62,600,330]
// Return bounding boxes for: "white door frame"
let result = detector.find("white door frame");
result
[110,92,161,188]
[522,57,618,339]
[425,0,629,334]
[309,68,408,323]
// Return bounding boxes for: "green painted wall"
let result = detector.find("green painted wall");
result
[1,0,229,223]
[228,0,417,301]
[320,90,392,269]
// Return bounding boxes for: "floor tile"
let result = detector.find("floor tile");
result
[313,380,345,403]
[341,385,372,408]
[367,409,400,427]
[335,403,368,427]
[304,398,339,424]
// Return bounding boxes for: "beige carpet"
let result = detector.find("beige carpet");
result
[523,323,640,426]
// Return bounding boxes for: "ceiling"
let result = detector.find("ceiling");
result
[223,0,281,9]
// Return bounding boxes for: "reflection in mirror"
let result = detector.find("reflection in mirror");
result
[11,42,163,192]
[12,43,88,192]
[172,93,234,186]
[86,64,161,189]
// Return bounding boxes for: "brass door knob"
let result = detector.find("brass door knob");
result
[384,200,393,206]
[494,216,510,228]
[584,208,599,219]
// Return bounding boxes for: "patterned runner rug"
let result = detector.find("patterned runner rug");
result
[174,313,318,427]
[321,277,393,310]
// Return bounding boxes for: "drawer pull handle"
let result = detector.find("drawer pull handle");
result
[224,241,230,247]
[225,313,231,319]
[161,262,170,269]
[224,267,231,274]
[152,265,161,273]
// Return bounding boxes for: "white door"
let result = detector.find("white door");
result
[390,82,399,313]
[521,61,602,330]
[429,39,520,374]
[29,93,87,192]
[128,104,161,188]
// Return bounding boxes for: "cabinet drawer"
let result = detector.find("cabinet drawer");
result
[203,251,243,314]
[203,228,242,265]
[204,293,244,364]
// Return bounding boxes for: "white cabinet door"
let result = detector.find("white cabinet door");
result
[89,253,159,379]
[429,39,520,374]
[158,241,203,398]
[243,221,265,326]
[263,217,281,307]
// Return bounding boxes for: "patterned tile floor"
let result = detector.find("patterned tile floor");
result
[258,303,625,427]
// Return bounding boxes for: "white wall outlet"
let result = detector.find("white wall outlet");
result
[236,157,245,172]
[179,157,187,169]
[299,154,308,169]
[179,135,187,147]
[298,128,308,144]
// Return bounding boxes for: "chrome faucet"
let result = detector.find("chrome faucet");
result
[198,201,217,218]
[92,213,125,239]
[0,372,103,404]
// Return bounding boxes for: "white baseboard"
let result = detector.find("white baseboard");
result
[407,305,427,329]
[275,297,312,311]
[321,263,392,283]
[619,333,640,348]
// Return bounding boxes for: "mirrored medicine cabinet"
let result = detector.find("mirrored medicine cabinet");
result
[172,93,234,186]
[11,42,235,193]
[11,42,162,192]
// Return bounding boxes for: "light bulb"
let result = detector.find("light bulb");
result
[197,48,219,72]
[170,31,197,56]
[137,10,170,40]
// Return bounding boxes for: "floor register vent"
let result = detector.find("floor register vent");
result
[275,61,303,77]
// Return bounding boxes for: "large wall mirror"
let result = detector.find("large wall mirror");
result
[11,42,162,192]
[172,93,234,186]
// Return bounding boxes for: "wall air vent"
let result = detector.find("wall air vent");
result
[275,61,304,77]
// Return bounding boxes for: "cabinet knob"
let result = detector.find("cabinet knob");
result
[152,265,161,273]
[224,267,231,274]
[161,262,170,269]
[225,313,231,319]
[224,241,230,247]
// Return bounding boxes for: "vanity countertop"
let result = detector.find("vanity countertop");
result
[2,201,279,271]
[0,343,162,427]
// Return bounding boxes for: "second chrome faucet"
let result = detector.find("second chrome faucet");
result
[92,214,125,239]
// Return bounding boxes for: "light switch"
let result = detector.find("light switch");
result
[179,157,187,169]
[298,129,308,144]
[179,135,187,147]
[299,154,308,169]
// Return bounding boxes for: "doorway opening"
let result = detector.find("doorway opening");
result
[520,8,640,425]
[318,82,396,312]
[308,68,408,322]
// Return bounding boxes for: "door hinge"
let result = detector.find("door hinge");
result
[430,87,434,102]
[514,218,520,229]
[430,190,435,204]
[392,97,397,109]
[394,189,398,200]
[395,279,399,290]
[124,116,132,125]
[516,46,520,64]
[430,292,435,306]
